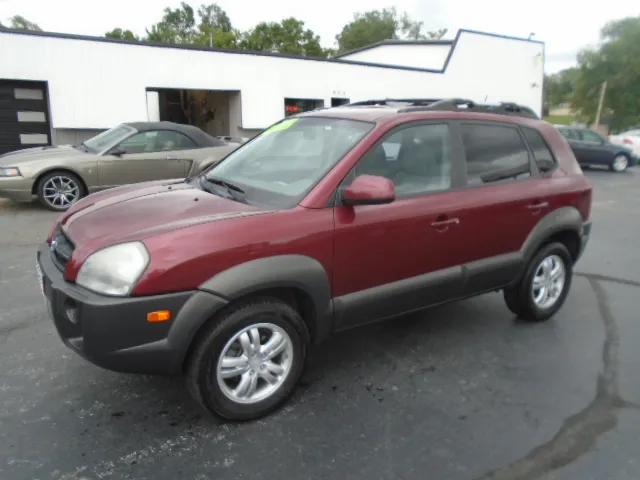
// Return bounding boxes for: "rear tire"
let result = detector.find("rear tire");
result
[610,154,629,173]
[186,298,308,421]
[503,242,573,322]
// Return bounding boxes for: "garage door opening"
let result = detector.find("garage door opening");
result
[146,88,241,139]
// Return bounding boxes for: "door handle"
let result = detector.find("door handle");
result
[166,155,179,160]
[527,201,549,210]
[430,218,460,228]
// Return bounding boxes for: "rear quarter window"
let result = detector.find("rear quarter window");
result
[522,127,557,174]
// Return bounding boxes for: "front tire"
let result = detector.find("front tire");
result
[503,242,573,322]
[36,171,85,211]
[186,298,308,421]
[610,154,629,173]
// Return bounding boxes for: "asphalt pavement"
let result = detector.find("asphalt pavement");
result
[1,168,639,480]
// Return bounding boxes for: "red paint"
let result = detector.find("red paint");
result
[48,108,593,298]
[343,174,395,204]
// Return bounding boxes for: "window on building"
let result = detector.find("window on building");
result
[284,98,324,117]
[522,127,556,173]
[347,123,451,197]
[460,123,531,185]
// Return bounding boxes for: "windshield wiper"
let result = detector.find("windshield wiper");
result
[199,176,246,201]
[73,142,89,152]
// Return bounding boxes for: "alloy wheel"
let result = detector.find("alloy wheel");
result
[42,175,80,209]
[612,154,628,172]
[216,323,294,405]
[531,254,566,309]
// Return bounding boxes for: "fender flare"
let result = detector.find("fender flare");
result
[199,254,333,343]
[520,206,583,263]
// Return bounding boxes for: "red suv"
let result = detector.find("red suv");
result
[37,99,593,421]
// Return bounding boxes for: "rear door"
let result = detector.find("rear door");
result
[449,121,550,294]
[97,130,188,187]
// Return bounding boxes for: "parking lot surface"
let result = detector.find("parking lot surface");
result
[1,168,639,480]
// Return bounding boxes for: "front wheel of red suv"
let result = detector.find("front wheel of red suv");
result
[185,298,308,421]
[503,242,573,322]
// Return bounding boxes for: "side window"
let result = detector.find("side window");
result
[348,123,451,197]
[579,130,603,143]
[118,130,194,154]
[522,127,557,173]
[460,123,531,185]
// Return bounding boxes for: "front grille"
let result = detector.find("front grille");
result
[50,226,75,270]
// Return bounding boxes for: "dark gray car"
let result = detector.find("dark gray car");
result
[556,126,636,172]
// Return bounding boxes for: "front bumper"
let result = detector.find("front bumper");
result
[0,176,34,202]
[37,243,228,375]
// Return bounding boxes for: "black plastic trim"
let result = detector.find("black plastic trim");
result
[199,255,333,343]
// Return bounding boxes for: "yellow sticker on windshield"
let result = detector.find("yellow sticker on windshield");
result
[264,118,298,135]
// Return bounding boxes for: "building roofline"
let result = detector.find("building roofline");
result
[0,27,544,75]
[334,39,453,59]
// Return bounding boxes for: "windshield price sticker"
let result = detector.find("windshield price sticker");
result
[264,118,298,135]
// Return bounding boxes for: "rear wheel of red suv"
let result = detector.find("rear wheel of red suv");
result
[186,297,308,421]
[503,242,573,322]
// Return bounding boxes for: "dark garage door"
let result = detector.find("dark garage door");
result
[0,80,52,155]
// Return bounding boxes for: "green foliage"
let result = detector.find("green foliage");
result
[336,7,447,53]
[572,16,640,130]
[8,15,42,31]
[239,18,326,57]
[105,28,139,41]
[544,68,579,107]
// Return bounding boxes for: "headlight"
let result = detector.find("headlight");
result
[76,242,149,296]
[0,167,21,177]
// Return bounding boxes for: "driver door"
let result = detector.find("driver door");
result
[97,130,188,188]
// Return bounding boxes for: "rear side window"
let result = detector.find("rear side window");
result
[460,123,531,185]
[522,127,557,173]
[559,128,577,140]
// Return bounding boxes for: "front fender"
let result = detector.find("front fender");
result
[199,255,333,343]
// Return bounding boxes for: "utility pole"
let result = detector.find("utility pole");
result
[209,33,213,48]
[594,80,607,129]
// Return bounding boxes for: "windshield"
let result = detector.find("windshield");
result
[82,124,137,154]
[203,117,374,208]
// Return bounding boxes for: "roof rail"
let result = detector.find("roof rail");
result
[398,98,540,119]
[345,98,443,107]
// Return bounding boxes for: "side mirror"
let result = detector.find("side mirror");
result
[110,148,126,157]
[342,174,396,206]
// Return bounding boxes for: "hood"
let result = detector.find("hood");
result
[60,180,268,252]
[0,145,89,166]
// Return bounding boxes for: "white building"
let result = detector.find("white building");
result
[0,28,544,153]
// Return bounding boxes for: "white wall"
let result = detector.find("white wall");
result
[338,44,451,71]
[0,30,544,130]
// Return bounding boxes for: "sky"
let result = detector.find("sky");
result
[1,0,638,74]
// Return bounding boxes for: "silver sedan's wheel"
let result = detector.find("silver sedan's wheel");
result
[216,323,294,405]
[611,154,629,173]
[37,172,85,211]
[531,254,566,309]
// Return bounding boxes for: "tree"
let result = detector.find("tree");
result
[8,15,42,31]
[193,3,239,48]
[572,16,640,130]
[544,67,579,107]
[145,2,197,44]
[105,28,139,41]
[239,18,327,57]
[336,8,447,53]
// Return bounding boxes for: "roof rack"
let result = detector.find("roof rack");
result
[345,98,443,107]
[397,98,540,119]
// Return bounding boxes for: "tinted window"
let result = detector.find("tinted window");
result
[579,130,603,143]
[558,128,578,140]
[348,123,451,197]
[460,124,531,185]
[117,130,196,154]
[522,127,556,172]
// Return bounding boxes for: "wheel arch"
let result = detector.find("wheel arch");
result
[198,255,333,345]
[32,167,88,195]
[521,206,583,266]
